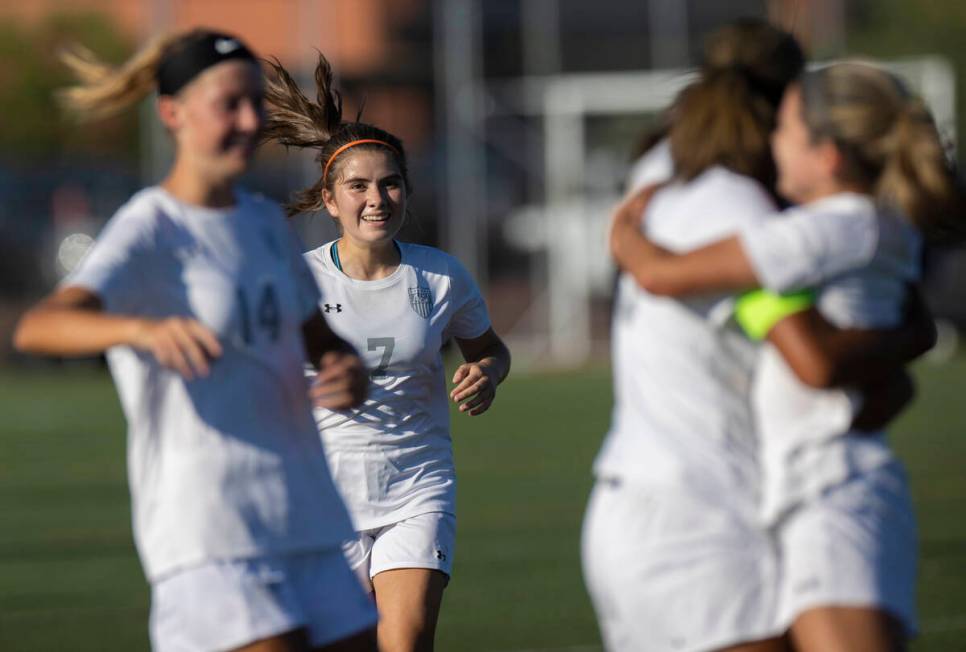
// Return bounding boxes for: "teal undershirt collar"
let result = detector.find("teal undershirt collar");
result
[330,239,402,273]
[331,240,343,271]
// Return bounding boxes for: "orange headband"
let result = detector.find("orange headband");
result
[322,139,400,186]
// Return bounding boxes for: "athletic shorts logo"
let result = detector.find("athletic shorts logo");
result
[408,286,433,319]
[323,303,342,313]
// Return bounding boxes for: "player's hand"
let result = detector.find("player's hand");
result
[130,317,222,380]
[608,183,662,261]
[311,351,368,410]
[450,361,499,416]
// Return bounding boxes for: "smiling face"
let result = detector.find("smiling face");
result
[322,148,407,247]
[159,59,264,183]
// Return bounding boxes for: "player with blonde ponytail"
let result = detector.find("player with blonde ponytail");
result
[14,29,378,652]
[261,53,511,652]
[798,62,963,242]
[610,60,960,650]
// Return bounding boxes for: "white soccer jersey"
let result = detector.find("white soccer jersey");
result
[304,241,491,530]
[738,192,922,522]
[595,167,777,506]
[625,138,674,194]
[67,187,355,581]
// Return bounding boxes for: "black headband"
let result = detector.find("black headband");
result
[156,33,256,96]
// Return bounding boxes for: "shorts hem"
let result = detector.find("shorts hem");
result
[370,560,451,580]
[152,611,305,652]
[672,628,786,652]
[233,623,305,652]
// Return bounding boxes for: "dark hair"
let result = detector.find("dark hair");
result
[669,19,805,185]
[701,18,805,102]
[261,53,410,217]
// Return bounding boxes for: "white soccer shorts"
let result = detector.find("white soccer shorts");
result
[776,459,918,636]
[582,477,781,652]
[149,547,377,652]
[343,511,456,591]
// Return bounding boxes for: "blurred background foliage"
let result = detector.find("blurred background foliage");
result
[0,11,136,161]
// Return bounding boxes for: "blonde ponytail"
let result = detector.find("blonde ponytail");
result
[877,98,962,241]
[57,32,182,121]
[800,62,963,241]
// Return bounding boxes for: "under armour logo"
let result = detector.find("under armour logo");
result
[214,38,241,54]
[435,549,446,561]
[323,304,342,313]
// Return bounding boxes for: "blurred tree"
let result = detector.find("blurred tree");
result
[0,12,136,162]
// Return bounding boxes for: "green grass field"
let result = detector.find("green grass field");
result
[1,359,964,651]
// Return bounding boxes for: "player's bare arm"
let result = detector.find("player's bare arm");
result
[14,285,222,380]
[451,328,511,416]
[608,185,758,296]
[766,290,935,389]
[764,288,934,432]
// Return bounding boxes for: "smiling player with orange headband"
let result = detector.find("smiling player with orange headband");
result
[260,54,511,652]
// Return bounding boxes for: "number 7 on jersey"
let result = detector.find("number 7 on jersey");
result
[368,337,395,377]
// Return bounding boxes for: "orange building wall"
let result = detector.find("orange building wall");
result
[0,0,405,73]
[0,0,147,34]
[0,0,432,149]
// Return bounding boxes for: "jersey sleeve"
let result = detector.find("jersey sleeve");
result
[738,208,878,293]
[443,256,492,341]
[626,139,674,194]
[65,207,156,314]
[727,181,779,230]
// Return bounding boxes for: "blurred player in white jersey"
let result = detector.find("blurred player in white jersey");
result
[611,61,958,650]
[13,29,378,652]
[260,54,511,652]
[583,22,807,652]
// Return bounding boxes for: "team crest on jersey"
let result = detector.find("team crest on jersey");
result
[408,286,433,318]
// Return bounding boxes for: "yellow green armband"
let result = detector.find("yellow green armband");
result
[734,289,816,340]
